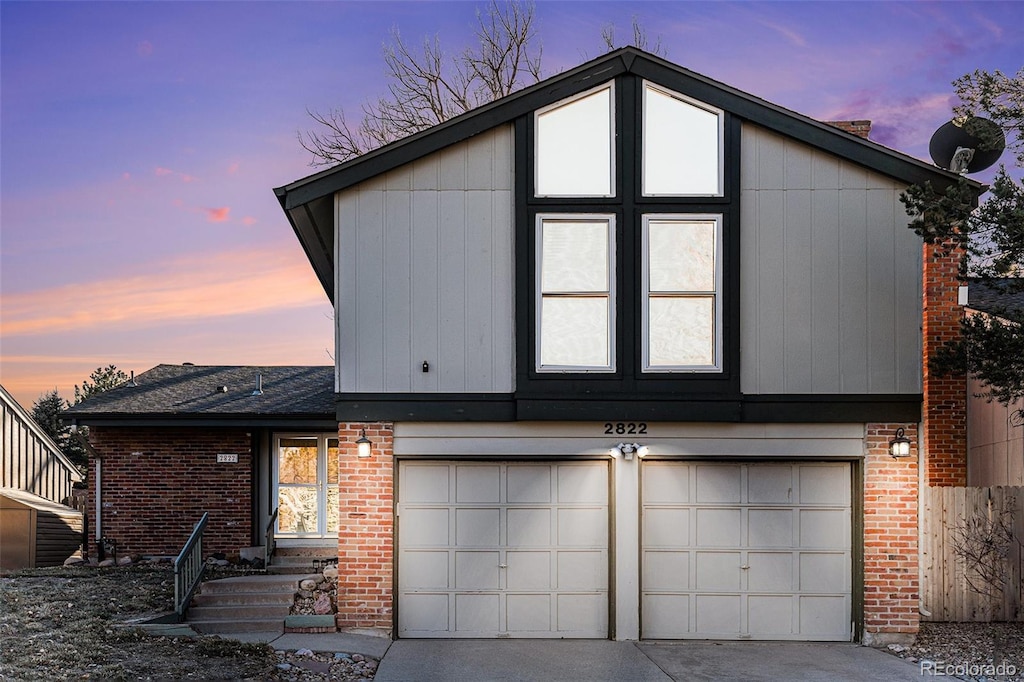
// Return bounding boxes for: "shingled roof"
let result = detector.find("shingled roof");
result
[63,364,335,427]
[968,278,1024,318]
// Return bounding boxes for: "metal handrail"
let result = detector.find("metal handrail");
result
[265,507,279,567]
[173,512,209,622]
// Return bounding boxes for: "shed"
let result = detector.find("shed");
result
[0,488,83,569]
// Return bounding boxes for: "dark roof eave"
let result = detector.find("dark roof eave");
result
[67,412,337,429]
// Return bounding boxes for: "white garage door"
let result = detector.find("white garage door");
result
[642,462,852,640]
[398,461,609,638]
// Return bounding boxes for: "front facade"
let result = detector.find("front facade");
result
[277,48,973,643]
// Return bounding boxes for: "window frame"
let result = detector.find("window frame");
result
[641,81,725,198]
[640,213,723,373]
[535,213,618,373]
[533,82,617,199]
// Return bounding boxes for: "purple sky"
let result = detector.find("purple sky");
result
[2,1,1022,408]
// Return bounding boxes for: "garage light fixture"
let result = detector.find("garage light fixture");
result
[889,428,912,459]
[355,429,372,458]
[612,442,649,460]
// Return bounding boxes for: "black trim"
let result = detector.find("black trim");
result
[329,393,920,423]
[70,417,338,429]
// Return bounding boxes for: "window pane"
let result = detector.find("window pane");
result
[278,440,317,484]
[644,85,721,195]
[540,297,610,367]
[541,220,609,292]
[648,297,715,367]
[536,86,613,196]
[278,486,319,534]
[648,220,716,292]
[327,439,339,483]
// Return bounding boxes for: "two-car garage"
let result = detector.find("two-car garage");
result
[396,452,854,641]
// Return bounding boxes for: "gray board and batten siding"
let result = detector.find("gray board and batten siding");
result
[333,120,922,398]
[336,125,515,394]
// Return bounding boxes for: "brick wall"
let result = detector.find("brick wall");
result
[827,120,872,139]
[335,422,394,631]
[922,240,967,486]
[87,427,252,557]
[862,422,920,645]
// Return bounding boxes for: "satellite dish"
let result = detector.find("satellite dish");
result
[929,117,1005,174]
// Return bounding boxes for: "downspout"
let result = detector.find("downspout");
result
[70,424,102,543]
[917,422,931,618]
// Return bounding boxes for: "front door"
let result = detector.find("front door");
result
[275,435,339,540]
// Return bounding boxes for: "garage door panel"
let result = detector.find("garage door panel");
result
[401,550,449,589]
[643,550,690,590]
[696,464,742,503]
[558,507,607,545]
[747,552,794,591]
[799,466,850,505]
[402,464,450,503]
[798,509,848,548]
[557,551,606,590]
[696,595,742,634]
[455,594,499,632]
[799,596,849,638]
[748,596,794,636]
[644,463,690,503]
[507,551,550,589]
[402,508,449,546]
[643,594,690,637]
[557,465,607,503]
[644,508,689,546]
[748,466,795,503]
[455,551,500,589]
[695,552,742,591]
[401,594,449,632]
[507,466,552,503]
[748,509,794,547]
[695,508,741,546]
[456,465,500,502]
[507,594,551,631]
[507,508,551,546]
[455,508,499,545]
[557,594,607,634]
[799,553,848,592]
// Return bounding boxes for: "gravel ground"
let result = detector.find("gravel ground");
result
[887,622,1024,681]
[0,564,375,681]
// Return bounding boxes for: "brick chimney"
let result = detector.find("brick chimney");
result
[827,120,872,139]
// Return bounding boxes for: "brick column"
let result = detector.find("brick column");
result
[335,422,394,632]
[862,422,920,645]
[922,240,967,486]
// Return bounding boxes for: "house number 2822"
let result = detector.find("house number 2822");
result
[604,422,648,435]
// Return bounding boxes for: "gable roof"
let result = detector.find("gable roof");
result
[968,278,1024,318]
[275,46,978,302]
[0,383,82,482]
[62,364,335,427]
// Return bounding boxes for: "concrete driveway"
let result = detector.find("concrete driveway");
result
[374,639,923,682]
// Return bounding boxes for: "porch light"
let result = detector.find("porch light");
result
[355,429,372,458]
[889,428,912,459]
[614,442,644,461]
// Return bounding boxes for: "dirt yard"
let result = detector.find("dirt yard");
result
[0,564,374,681]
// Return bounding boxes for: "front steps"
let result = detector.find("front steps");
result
[267,546,336,575]
[187,574,312,634]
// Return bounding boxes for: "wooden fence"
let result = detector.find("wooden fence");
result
[921,486,1024,621]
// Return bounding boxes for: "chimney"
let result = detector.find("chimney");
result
[827,120,872,139]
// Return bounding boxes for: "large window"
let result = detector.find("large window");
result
[536,215,615,371]
[526,76,731,384]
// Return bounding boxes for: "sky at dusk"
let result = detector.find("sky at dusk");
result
[2,1,1022,408]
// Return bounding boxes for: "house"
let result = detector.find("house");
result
[62,364,335,559]
[272,47,981,643]
[963,278,1024,486]
[1,383,84,569]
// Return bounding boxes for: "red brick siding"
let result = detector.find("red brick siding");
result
[862,422,919,642]
[826,120,872,139]
[335,422,394,631]
[922,241,967,486]
[87,427,252,557]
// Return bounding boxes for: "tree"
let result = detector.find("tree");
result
[31,389,88,471]
[901,68,1024,405]
[300,0,542,166]
[73,364,129,405]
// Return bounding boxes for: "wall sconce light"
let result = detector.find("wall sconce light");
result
[355,429,372,458]
[612,443,647,461]
[889,428,912,459]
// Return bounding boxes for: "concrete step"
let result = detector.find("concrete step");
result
[189,618,286,634]
[192,591,295,607]
[198,574,310,595]
[187,604,292,621]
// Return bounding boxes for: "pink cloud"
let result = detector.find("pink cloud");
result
[204,207,231,222]
[154,166,174,176]
[154,166,198,183]
[241,216,257,226]
[757,19,806,48]
[227,162,240,175]
[137,40,153,57]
